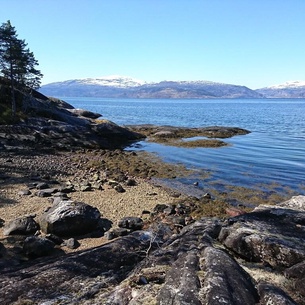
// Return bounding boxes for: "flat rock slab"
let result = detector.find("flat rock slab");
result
[0,231,154,305]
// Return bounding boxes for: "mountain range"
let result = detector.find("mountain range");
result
[256,80,305,98]
[39,76,305,99]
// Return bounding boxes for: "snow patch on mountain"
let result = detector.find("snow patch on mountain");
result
[256,80,305,98]
[79,75,148,88]
[266,80,305,89]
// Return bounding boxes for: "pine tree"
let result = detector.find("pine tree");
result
[0,20,43,118]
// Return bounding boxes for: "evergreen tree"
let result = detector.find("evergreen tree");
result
[0,20,43,118]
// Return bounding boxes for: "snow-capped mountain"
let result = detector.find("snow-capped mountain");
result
[78,75,148,87]
[267,80,305,89]
[40,76,263,99]
[256,81,305,98]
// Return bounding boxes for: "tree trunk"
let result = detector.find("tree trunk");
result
[10,65,16,119]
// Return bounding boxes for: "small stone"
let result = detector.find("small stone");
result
[36,182,49,190]
[203,193,211,199]
[63,238,80,249]
[105,227,130,240]
[53,192,68,198]
[137,276,148,285]
[80,185,92,192]
[108,180,118,186]
[126,178,137,186]
[153,204,170,213]
[114,184,125,193]
[36,188,58,197]
[45,234,64,245]
[60,185,75,193]
[18,189,31,196]
[118,217,143,231]
[163,205,175,216]
[52,196,69,205]
[91,182,103,190]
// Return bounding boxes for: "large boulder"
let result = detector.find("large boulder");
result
[38,200,101,236]
[219,196,305,268]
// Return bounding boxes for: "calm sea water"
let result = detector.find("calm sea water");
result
[62,97,305,199]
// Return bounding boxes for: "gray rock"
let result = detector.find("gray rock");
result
[38,200,101,236]
[3,216,39,236]
[91,181,103,190]
[51,196,69,205]
[153,130,174,138]
[126,178,137,186]
[118,217,143,231]
[45,233,64,245]
[202,247,259,305]
[219,204,305,268]
[36,188,58,197]
[36,182,49,190]
[17,189,31,196]
[108,180,119,187]
[23,236,55,258]
[0,230,154,304]
[163,205,175,215]
[114,184,125,193]
[1,197,305,304]
[0,90,142,150]
[52,192,69,198]
[69,108,102,119]
[277,194,305,210]
[105,227,130,240]
[153,203,170,213]
[258,283,298,305]
[59,185,75,193]
[284,261,305,298]
[80,184,92,192]
[97,218,113,233]
[157,250,202,304]
[63,238,80,249]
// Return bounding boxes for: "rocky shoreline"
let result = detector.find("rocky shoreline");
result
[1,147,305,304]
[1,88,304,304]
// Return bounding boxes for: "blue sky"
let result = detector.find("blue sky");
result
[1,0,304,88]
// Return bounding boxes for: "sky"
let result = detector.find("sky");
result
[1,0,304,89]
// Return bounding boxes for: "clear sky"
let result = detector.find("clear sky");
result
[1,0,304,89]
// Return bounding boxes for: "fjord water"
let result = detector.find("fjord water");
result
[64,97,305,198]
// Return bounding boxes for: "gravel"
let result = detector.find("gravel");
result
[0,148,184,251]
